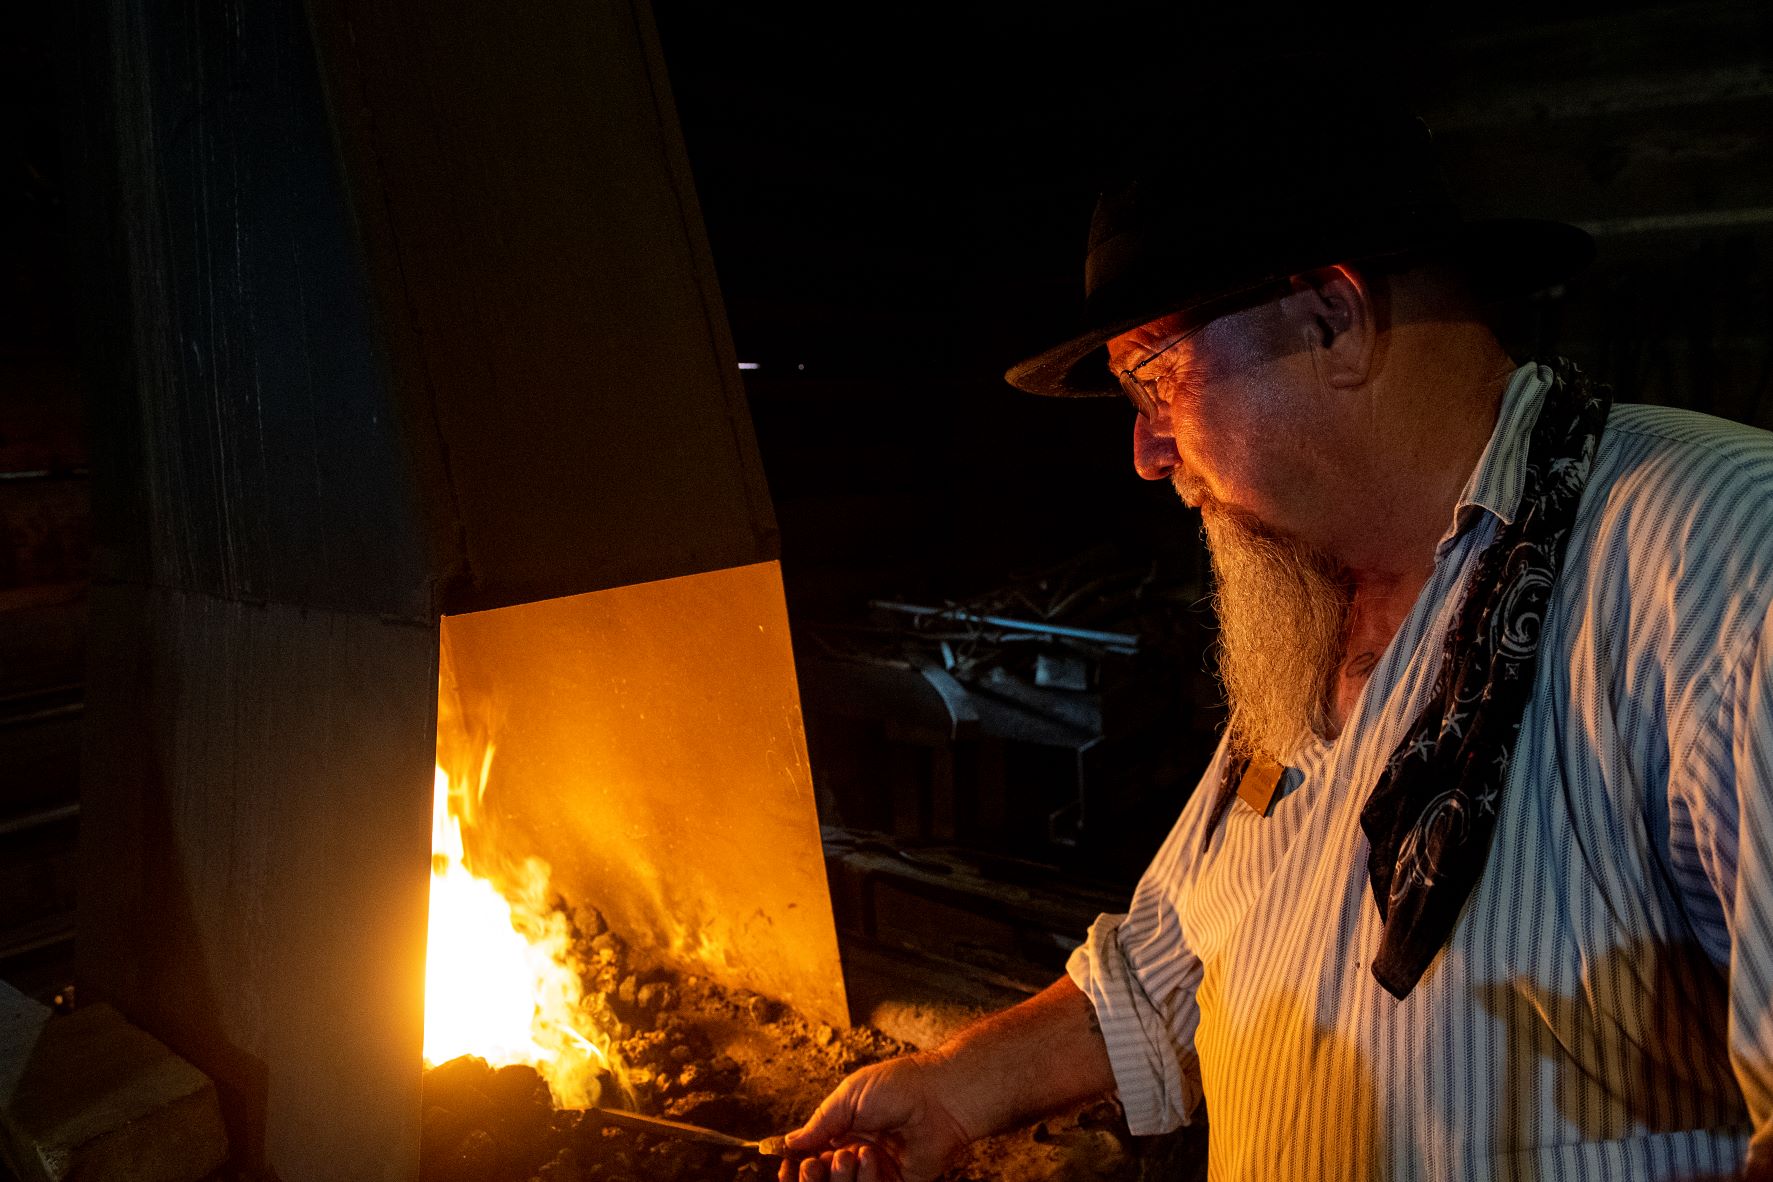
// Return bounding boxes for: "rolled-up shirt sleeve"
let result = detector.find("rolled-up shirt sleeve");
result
[1067,747,1225,1134]
[1066,910,1203,1133]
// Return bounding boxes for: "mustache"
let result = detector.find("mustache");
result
[1198,495,1299,550]
[1170,470,1210,510]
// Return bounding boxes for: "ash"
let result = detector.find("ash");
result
[421,905,1201,1182]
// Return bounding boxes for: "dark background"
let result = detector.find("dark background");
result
[3,0,1771,994]
[653,1,1773,619]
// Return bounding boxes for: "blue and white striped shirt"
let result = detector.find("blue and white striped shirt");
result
[1068,362,1773,1180]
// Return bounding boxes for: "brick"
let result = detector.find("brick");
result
[0,981,227,1182]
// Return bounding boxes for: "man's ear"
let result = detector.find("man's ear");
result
[1287,264,1376,389]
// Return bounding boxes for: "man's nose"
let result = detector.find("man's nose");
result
[1132,411,1182,481]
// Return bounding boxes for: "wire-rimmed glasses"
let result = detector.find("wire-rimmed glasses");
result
[1113,321,1212,421]
[1111,281,1294,420]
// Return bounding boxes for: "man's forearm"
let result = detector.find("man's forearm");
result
[922,974,1117,1140]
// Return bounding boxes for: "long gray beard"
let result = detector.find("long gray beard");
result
[1202,506,1353,764]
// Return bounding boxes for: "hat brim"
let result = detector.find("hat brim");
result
[1003,218,1594,398]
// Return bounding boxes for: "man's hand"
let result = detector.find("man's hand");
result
[777,1053,973,1182]
[777,977,1118,1182]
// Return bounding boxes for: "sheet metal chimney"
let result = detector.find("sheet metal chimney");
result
[70,2,841,1176]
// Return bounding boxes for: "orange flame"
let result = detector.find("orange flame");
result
[422,743,612,1107]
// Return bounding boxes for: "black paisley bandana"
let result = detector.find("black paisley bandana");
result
[1358,358,1610,998]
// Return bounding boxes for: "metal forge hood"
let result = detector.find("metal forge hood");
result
[73,2,841,1178]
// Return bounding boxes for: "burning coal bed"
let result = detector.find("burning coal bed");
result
[420,743,1192,1181]
[420,899,866,1182]
[419,904,1188,1182]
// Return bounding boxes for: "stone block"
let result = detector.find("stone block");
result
[0,980,227,1181]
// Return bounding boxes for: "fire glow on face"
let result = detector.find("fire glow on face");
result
[421,743,611,1107]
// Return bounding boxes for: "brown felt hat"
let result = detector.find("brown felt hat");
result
[1005,81,1594,398]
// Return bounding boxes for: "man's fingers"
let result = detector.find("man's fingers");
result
[786,1086,856,1151]
[787,1143,889,1182]
[857,1143,888,1182]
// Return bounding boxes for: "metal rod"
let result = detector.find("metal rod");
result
[0,915,75,962]
[1577,206,1773,238]
[867,601,1139,649]
[587,1108,787,1155]
[0,684,85,730]
[0,802,79,839]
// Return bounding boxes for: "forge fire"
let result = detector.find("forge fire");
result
[414,688,1173,1182]
[418,765,902,1181]
[424,747,613,1109]
[417,686,900,1182]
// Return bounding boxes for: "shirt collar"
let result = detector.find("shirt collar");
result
[1434,362,1551,558]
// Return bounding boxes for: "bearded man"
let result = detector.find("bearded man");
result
[782,75,1773,1182]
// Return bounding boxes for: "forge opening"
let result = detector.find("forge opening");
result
[423,559,845,1042]
[416,561,872,1180]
